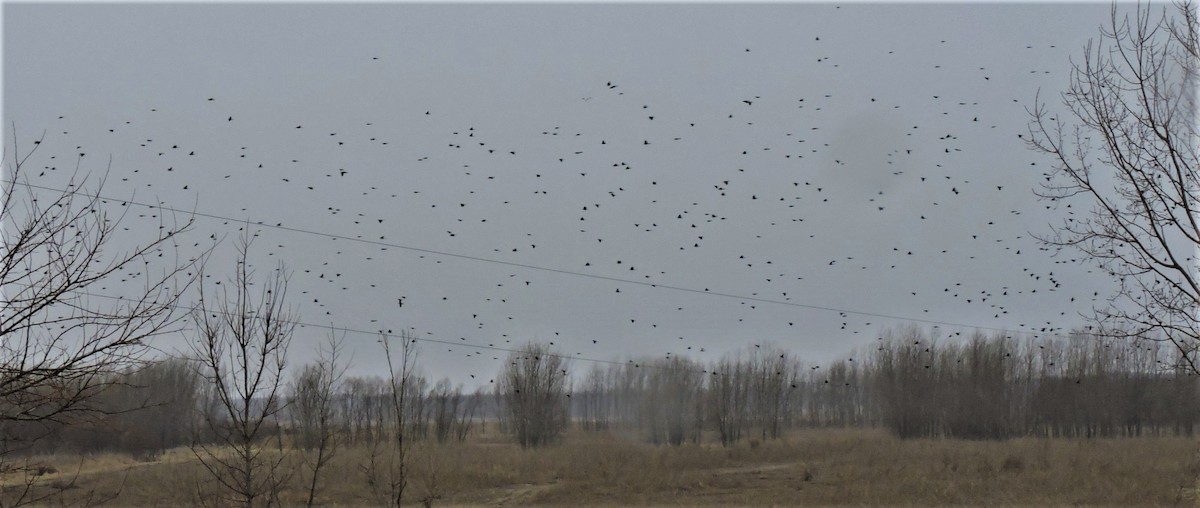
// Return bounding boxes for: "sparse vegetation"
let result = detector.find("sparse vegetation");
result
[2,326,1192,505]
[3,427,1197,506]
[0,323,1194,506]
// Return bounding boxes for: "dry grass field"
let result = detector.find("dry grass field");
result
[5,427,1199,507]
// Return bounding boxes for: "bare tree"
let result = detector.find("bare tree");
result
[189,233,295,508]
[577,364,615,432]
[417,448,443,508]
[708,354,750,446]
[1026,2,1200,373]
[107,358,202,459]
[642,357,704,446]
[0,133,199,436]
[0,133,199,506]
[339,376,389,446]
[746,346,796,440]
[362,330,417,508]
[498,342,569,448]
[288,329,348,508]
[405,375,430,441]
[453,388,481,443]
[429,378,460,444]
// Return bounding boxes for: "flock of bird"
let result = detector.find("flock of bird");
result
[18,5,1118,384]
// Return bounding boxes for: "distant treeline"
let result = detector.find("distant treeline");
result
[1,363,495,458]
[7,325,1198,457]
[573,325,1200,442]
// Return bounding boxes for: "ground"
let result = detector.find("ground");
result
[4,427,1197,506]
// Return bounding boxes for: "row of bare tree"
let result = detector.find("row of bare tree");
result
[11,324,1199,459]
[871,326,1199,439]
[568,326,1200,443]
[314,371,484,449]
[1,355,486,457]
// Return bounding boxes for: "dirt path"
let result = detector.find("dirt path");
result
[489,481,559,505]
[708,462,799,476]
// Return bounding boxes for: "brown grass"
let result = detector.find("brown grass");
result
[4,427,1198,506]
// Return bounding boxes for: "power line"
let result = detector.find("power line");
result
[4,178,1077,341]
[76,287,1078,383]
[65,288,729,376]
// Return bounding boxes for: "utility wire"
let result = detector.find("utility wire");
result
[66,288,755,377]
[85,286,1089,382]
[4,178,1077,341]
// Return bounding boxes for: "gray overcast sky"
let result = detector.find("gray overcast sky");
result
[4,2,1124,385]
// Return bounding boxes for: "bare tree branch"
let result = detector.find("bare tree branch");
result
[1027,1,1200,372]
[189,230,294,508]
